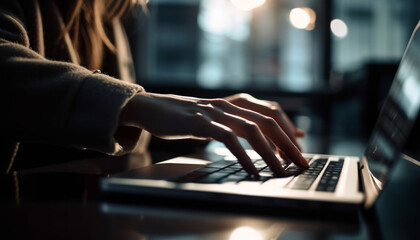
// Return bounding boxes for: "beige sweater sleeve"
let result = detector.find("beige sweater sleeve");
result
[0,1,144,155]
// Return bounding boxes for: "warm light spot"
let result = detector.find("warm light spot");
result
[289,8,316,30]
[230,0,266,11]
[230,227,262,240]
[330,19,348,38]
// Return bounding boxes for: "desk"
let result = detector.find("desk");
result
[1,140,419,240]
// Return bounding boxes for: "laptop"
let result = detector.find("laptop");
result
[100,22,420,211]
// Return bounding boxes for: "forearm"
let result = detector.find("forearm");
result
[1,50,143,152]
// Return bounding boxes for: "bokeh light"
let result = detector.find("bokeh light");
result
[330,19,348,38]
[289,7,316,31]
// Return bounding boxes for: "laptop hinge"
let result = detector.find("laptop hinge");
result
[357,162,364,192]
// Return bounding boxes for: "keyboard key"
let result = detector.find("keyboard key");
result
[173,171,209,182]
[237,175,271,185]
[233,171,249,177]
[291,180,313,190]
[315,160,344,192]
[286,165,303,175]
[243,175,270,182]
[220,175,245,183]
[195,172,230,183]
[228,164,244,170]
[195,167,218,174]
[218,168,239,174]
[316,185,336,192]
[207,160,237,169]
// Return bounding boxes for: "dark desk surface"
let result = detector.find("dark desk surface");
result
[1,138,420,240]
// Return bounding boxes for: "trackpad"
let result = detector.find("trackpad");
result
[113,163,207,180]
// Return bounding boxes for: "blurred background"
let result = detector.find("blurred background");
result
[125,0,420,155]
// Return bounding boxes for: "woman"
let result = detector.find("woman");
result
[0,0,308,175]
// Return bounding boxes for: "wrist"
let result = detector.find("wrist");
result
[119,91,150,128]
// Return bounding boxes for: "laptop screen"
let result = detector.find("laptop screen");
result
[364,22,420,184]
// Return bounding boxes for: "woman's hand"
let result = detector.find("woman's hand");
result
[119,92,309,177]
[224,93,305,152]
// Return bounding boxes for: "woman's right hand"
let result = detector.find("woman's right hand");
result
[119,92,309,177]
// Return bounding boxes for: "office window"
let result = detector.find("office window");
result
[129,0,328,93]
[128,0,420,93]
[331,0,420,73]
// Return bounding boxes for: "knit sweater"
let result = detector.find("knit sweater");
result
[0,0,147,172]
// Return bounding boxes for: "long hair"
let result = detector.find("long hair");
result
[61,0,148,70]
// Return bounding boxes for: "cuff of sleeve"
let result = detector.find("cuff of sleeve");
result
[66,72,144,154]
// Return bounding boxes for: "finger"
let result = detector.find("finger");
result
[277,148,292,165]
[281,110,305,138]
[278,112,304,151]
[202,106,287,176]
[227,98,302,151]
[209,100,309,169]
[295,129,305,138]
[261,105,304,151]
[199,120,259,176]
[267,138,277,152]
[259,116,308,168]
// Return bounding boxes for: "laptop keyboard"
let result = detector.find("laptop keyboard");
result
[289,158,328,190]
[315,160,344,192]
[172,157,344,193]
